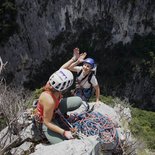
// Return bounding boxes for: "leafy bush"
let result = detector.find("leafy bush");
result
[0,116,7,131]
[26,88,43,108]
[130,107,155,149]
[99,95,115,106]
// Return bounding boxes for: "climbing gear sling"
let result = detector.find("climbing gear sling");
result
[74,69,95,102]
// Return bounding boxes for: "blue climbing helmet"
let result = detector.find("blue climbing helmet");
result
[83,58,95,68]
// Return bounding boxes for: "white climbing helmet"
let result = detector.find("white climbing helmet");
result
[49,69,74,91]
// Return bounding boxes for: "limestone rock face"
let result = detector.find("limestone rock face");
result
[0,0,154,109]
[0,0,154,85]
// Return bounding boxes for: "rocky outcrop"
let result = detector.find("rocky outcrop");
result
[30,137,100,155]
[0,102,133,155]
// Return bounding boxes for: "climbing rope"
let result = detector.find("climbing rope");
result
[57,110,120,150]
[68,111,119,145]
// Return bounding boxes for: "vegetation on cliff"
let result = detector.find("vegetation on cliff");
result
[0,0,17,44]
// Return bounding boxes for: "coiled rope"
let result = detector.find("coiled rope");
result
[69,111,119,145]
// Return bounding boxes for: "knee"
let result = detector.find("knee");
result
[74,96,83,107]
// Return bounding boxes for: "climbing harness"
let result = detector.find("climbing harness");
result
[76,69,94,86]
[74,70,94,102]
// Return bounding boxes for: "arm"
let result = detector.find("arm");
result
[94,85,100,103]
[41,92,73,139]
[60,58,75,70]
[68,59,81,72]
[60,48,87,72]
[68,52,87,71]
[60,48,80,69]
[41,93,65,135]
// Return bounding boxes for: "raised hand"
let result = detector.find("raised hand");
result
[72,48,80,61]
[77,52,87,63]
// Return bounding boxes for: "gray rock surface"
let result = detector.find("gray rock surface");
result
[0,102,132,155]
[30,136,100,155]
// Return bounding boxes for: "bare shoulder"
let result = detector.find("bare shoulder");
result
[39,92,54,107]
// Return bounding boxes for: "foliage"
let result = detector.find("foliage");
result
[130,34,155,77]
[0,0,17,44]
[99,95,115,107]
[32,88,43,99]
[0,116,7,131]
[0,83,31,130]
[26,88,43,108]
[130,107,155,149]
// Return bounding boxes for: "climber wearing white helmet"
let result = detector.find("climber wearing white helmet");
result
[49,69,74,91]
[35,68,82,144]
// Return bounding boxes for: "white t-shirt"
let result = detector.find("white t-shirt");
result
[74,66,98,89]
